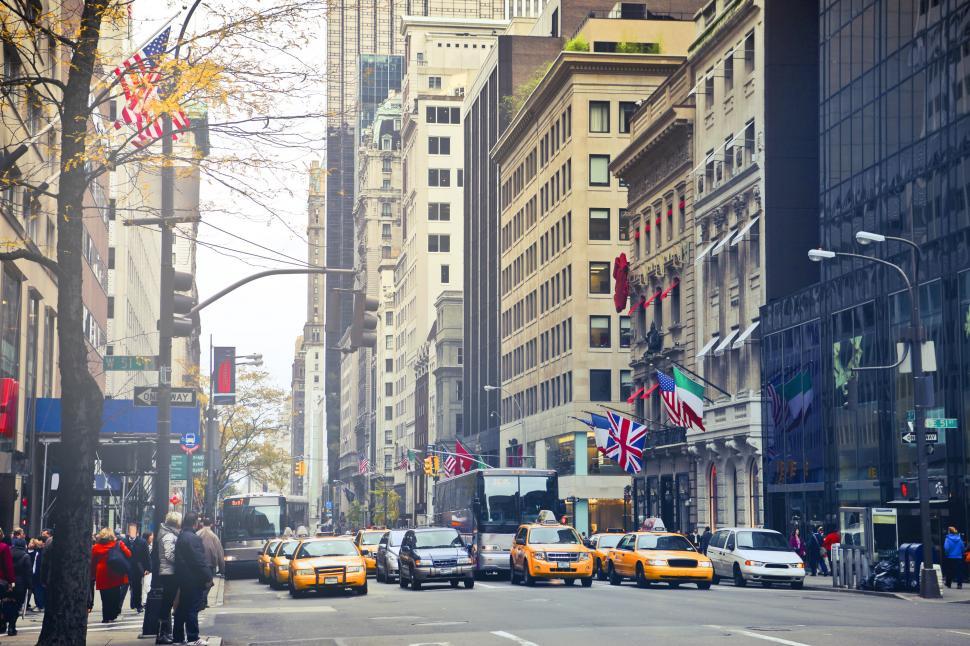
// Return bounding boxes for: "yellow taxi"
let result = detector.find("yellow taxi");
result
[257,539,281,584]
[605,531,713,589]
[354,529,386,575]
[268,539,299,589]
[288,537,368,597]
[588,533,624,581]
[509,511,593,587]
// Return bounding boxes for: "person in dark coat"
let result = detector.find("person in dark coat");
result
[5,534,30,635]
[173,512,213,645]
[0,530,14,635]
[123,523,151,613]
[699,527,713,555]
[29,538,44,610]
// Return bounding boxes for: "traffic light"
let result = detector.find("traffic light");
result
[899,476,948,501]
[423,456,434,476]
[432,456,441,477]
[350,291,380,349]
[294,461,306,477]
[19,493,28,528]
[170,270,199,337]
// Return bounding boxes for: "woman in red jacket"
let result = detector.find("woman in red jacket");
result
[91,528,131,623]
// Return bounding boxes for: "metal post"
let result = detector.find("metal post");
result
[39,441,48,529]
[205,337,215,519]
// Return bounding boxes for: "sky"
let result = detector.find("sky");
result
[136,1,326,388]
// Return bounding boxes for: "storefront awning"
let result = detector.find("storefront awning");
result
[696,335,720,359]
[711,233,733,257]
[713,328,740,356]
[731,320,761,350]
[731,216,760,246]
[694,240,719,264]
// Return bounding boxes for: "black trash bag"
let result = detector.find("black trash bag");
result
[861,572,876,590]
[873,573,898,592]
[873,557,900,575]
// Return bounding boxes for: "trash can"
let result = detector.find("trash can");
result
[906,543,923,592]
[898,543,913,590]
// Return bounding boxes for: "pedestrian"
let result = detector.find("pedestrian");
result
[123,524,151,613]
[822,526,840,573]
[943,526,965,589]
[789,527,806,560]
[197,517,224,610]
[90,528,131,624]
[23,538,39,611]
[699,526,712,555]
[173,512,213,646]
[10,532,31,625]
[688,527,701,547]
[142,531,154,608]
[0,529,14,635]
[29,538,45,611]
[155,512,181,645]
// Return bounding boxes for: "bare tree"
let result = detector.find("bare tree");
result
[0,1,329,641]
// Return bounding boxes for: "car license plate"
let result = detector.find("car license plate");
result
[439,568,454,575]
[324,576,338,584]
[557,562,570,570]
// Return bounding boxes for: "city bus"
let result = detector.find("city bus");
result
[432,468,560,577]
[220,493,309,577]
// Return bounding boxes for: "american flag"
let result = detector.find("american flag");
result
[766,381,786,429]
[604,411,647,474]
[112,26,190,147]
[397,452,411,471]
[358,452,370,475]
[443,454,456,478]
[656,370,683,427]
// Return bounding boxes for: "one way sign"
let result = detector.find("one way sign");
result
[133,386,198,408]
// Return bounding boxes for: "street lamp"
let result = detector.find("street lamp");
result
[807,237,941,599]
[485,385,524,468]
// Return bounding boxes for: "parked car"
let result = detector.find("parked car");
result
[257,539,281,584]
[705,527,806,589]
[398,527,475,590]
[376,529,408,583]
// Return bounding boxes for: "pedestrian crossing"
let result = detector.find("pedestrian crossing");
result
[17,617,145,633]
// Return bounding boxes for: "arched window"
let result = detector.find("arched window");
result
[708,463,718,529]
[748,459,761,527]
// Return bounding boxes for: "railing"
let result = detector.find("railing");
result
[569,6,698,41]
[645,427,686,448]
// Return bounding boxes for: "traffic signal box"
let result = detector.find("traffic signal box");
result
[423,456,441,477]
[294,460,307,477]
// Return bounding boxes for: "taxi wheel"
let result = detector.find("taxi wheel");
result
[668,582,681,588]
[464,578,475,589]
[791,581,804,590]
[697,582,712,590]
[376,567,385,583]
[608,563,622,586]
[635,564,650,588]
[450,579,460,588]
[733,564,747,587]
[595,559,607,581]
[581,577,593,588]
[522,562,536,587]
[563,578,576,586]
[355,582,368,595]
[410,570,422,591]
[712,574,721,585]
[509,560,520,585]
[288,582,304,598]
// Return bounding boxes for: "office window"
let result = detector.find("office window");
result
[619,102,636,133]
[385,335,393,349]
[588,208,610,241]
[441,265,450,283]
[429,169,451,186]
[619,316,632,348]
[620,370,633,401]
[589,369,611,402]
[589,101,609,132]
[588,262,610,294]
[457,169,464,187]
[385,382,393,396]
[428,76,442,89]
[724,50,734,92]
[385,358,393,372]
[382,158,392,172]
[589,316,611,348]
[619,209,631,241]
[429,202,451,220]
[0,268,22,379]
[382,223,391,239]
[589,155,610,186]
[705,70,715,109]
[429,136,451,154]
[384,455,392,471]
[384,406,393,421]
[744,30,755,72]
[381,202,392,217]
[428,234,451,252]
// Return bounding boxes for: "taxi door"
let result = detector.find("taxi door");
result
[611,534,636,577]
[511,526,528,571]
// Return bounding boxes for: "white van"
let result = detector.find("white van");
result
[705,527,806,589]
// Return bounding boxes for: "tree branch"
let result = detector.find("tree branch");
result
[0,247,60,277]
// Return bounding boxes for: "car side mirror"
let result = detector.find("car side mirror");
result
[515,537,525,546]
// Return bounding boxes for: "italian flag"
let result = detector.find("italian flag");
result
[673,366,706,432]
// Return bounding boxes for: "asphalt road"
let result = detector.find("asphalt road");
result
[206,574,970,646]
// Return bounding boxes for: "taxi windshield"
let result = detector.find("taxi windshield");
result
[360,532,385,545]
[265,541,280,554]
[297,541,358,558]
[596,534,622,549]
[279,541,297,557]
[529,528,580,545]
[414,530,463,549]
[636,535,696,552]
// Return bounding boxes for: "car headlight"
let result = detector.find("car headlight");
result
[482,544,503,552]
[698,561,713,568]
[278,564,289,571]
[346,566,363,573]
[744,560,765,567]
[576,553,590,562]
[647,559,668,566]
[225,556,237,562]
[414,559,426,567]
[532,551,546,561]
[794,563,804,569]
[296,569,313,576]
[458,557,473,565]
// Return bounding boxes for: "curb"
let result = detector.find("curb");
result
[803,585,902,600]
[215,576,226,607]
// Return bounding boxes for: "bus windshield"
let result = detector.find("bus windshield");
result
[479,473,559,530]
[222,498,282,541]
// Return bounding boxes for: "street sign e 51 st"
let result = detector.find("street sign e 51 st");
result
[924,417,958,429]
[104,355,157,371]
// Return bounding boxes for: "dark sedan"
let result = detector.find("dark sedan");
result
[397,527,475,590]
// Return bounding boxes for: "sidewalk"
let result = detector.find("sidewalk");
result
[802,573,970,603]
[3,577,225,645]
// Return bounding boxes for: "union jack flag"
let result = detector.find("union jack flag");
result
[656,370,683,427]
[604,411,647,474]
[112,26,190,147]
[358,452,370,475]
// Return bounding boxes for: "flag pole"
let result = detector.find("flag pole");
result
[666,359,729,400]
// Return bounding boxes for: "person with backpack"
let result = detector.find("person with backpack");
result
[4,532,30,635]
[155,512,181,645]
[90,528,131,623]
[172,512,213,646]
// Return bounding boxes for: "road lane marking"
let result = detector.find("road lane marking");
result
[211,605,335,614]
[949,631,970,638]
[476,582,501,588]
[372,615,424,620]
[492,630,540,646]
[414,621,468,627]
[705,625,812,646]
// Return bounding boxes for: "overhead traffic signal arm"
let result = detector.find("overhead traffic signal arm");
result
[350,291,380,350]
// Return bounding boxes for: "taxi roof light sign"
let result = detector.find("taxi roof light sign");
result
[536,510,558,525]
